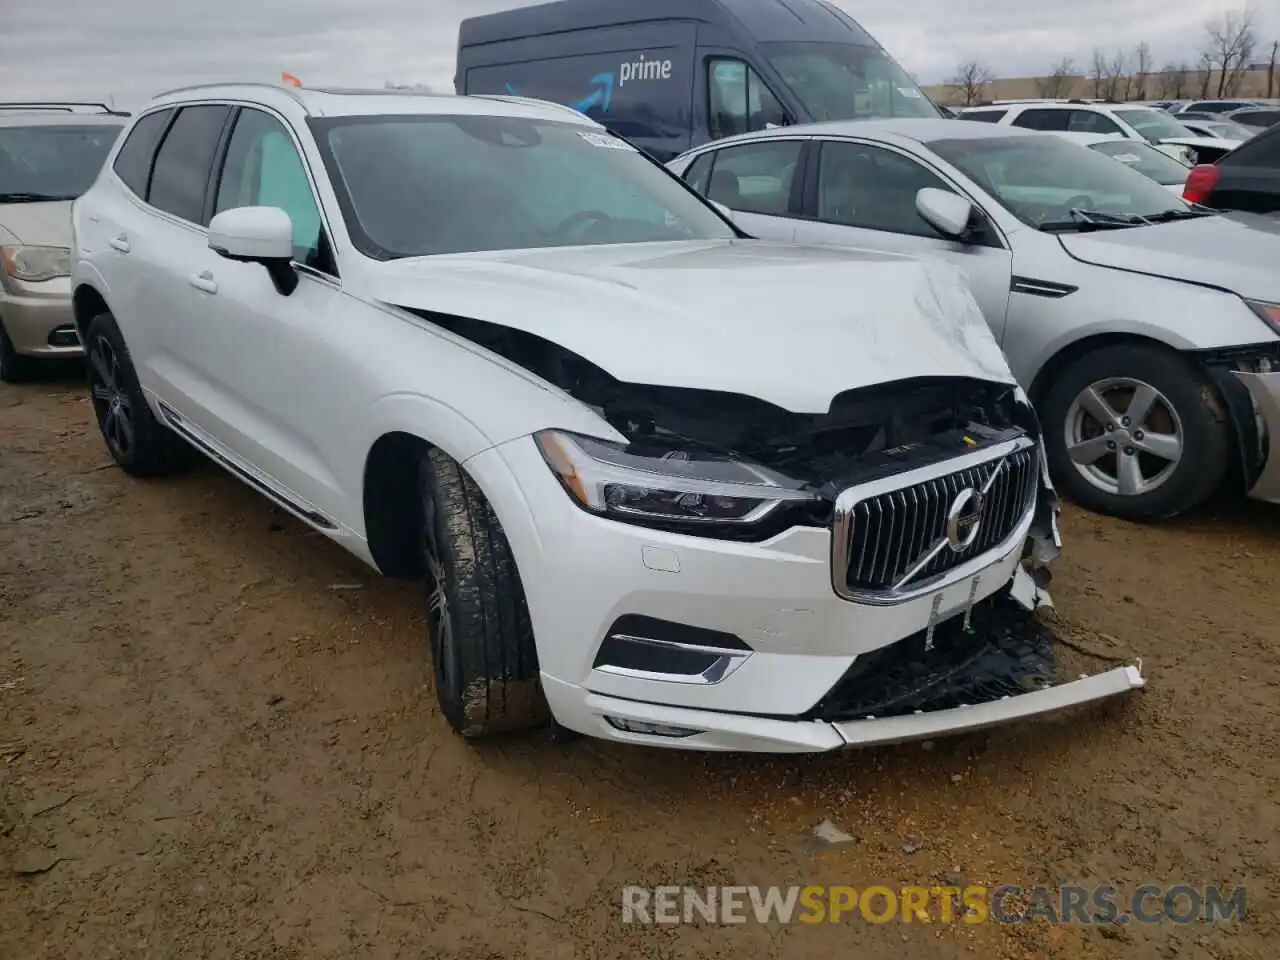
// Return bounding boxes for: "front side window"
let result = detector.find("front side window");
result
[312,115,736,259]
[1113,108,1196,142]
[215,109,324,267]
[148,104,233,224]
[0,123,123,202]
[707,59,787,139]
[817,141,949,236]
[930,134,1189,228]
[761,41,940,121]
[700,141,802,216]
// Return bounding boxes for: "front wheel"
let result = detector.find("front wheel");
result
[1041,344,1231,521]
[419,447,548,738]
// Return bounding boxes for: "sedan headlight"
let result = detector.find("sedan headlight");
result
[534,429,820,532]
[0,245,71,282]
[1246,299,1280,335]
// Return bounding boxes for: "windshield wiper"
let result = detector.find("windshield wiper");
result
[0,192,74,203]
[1143,207,1214,222]
[1039,208,1146,232]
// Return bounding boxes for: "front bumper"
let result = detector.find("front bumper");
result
[1234,370,1280,503]
[0,276,81,358]
[473,438,1143,753]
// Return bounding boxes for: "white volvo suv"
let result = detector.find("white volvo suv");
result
[69,84,1143,752]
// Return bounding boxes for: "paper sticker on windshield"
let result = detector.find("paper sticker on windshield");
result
[1113,153,1142,164]
[578,131,636,150]
[897,87,922,98]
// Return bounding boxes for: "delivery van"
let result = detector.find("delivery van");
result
[455,0,941,161]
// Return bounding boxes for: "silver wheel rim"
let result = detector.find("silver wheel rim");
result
[1064,376,1184,497]
[422,497,459,697]
[88,335,134,460]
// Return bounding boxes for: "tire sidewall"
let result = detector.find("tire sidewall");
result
[1041,344,1230,520]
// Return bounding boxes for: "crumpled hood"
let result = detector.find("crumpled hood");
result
[1058,214,1280,303]
[366,240,1015,414]
[0,200,73,246]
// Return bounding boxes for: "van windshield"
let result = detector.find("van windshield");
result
[311,115,737,259]
[760,42,940,121]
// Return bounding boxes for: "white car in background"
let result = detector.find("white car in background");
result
[1044,132,1191,194]
[959,100,1242,164]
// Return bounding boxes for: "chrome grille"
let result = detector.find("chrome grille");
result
[834,439,1039,601]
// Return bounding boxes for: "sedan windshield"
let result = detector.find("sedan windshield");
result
[310,115,736,258]
[1089,140,1190,186]
[930,135,1193,229]
[1112,108,1196,142]
[0,124,122,201]
[760,41,941,121]
[1202,119,1255,140]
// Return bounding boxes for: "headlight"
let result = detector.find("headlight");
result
[533,429,820,531]
[0,245,71,282]
[1246,299,1280,335]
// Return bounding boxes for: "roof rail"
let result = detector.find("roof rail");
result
[469,93,592,121]
[0,100,129,117]
[150,81,309,110]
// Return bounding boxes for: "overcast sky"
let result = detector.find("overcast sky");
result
[2,0,1275,108]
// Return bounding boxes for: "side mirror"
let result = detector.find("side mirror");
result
[916,187,974,240]
[208,206,298,296]
[711,200,736,222]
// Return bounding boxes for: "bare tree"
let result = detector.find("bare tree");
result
[1103,49,1129,101]
[1090,48,1109,98]
[1268,39,1278,98]
[1157,61,1192,98]
[1197,51,1215,96]
[949,60,994,106]
[1132,41,1153,99]
[1203,5,1258,96]
[1035,57,1077,98]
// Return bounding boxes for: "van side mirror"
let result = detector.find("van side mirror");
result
[208,206,298,296]
[915,187,974,241]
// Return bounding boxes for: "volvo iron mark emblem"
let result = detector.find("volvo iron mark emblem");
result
[945,488,986,553]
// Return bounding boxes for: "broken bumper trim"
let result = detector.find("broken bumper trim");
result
[1233,370,1280,504]
[545,663,1144,754]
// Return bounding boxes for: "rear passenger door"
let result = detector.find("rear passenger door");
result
[679,139,807,239]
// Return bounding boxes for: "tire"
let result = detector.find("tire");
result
[84,312,193,477]
[419,446,548,737]
[1041,343,1231,521]
[0,320,41,384]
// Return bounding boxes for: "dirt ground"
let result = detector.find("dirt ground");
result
[2,370,1278,960]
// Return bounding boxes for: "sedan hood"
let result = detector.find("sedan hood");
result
[0,200,73,246]
[1058,213,1280,302]
[366,240,1015,414]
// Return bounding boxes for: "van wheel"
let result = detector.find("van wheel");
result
[0,321,40,383]
[419,446,548,738]
[85,312,193,477]
[1040,343,1230,521]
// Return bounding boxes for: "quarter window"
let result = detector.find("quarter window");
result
[707,59,787,140]
[701,141,802,216]
[112,109,173,198]
[215,108,326,268]
[817,141,951,237]
[1066,111,1121,134]
[963,110,1007,123]
[1010,109,1070,131]
[147,105,233,224]
[682,151,715,195]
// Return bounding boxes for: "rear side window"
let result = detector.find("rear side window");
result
[963,110,1007,123]
[1219,125,1280,169]
[147,105,232,224]
[112,109,173,198]
[1011,109,1069,131]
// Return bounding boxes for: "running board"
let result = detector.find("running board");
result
[157,401,337,530]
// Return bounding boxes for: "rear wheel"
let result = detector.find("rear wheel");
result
[0,321,41,383]
[1041,343,1231,520]
[419,446,548,738]
[85,312,193,477]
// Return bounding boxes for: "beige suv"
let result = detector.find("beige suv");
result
[0,103,125,381]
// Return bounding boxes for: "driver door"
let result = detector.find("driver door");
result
[790,139,1014,340]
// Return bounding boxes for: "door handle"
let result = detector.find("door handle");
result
[189,270,218,295]
[108,233,130,253]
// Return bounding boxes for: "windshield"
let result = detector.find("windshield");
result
[930,135,1191,228]
[760,41,941,121]
[1089,140,1190,186]
[1112,108,1196,142]
[1204,119,1255,140]
[0,123,122,201]
[311,115,736,258]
